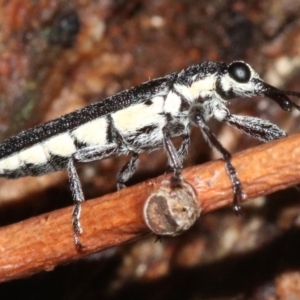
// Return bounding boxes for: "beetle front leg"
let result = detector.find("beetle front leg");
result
[224,114,287,142]
[189,104,245,213]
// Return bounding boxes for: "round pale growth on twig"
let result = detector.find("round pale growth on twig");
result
[143,180,201,236]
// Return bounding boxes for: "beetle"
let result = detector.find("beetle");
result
[0,60,299,248]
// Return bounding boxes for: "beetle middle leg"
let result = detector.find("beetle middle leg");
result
[117,152,139,190]
[162,126,184,187]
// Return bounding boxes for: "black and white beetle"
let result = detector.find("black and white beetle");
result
[0,60,299,248]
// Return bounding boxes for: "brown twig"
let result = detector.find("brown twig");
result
[1,134,300,282]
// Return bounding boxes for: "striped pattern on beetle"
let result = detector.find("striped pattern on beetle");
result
[0,61,300,248]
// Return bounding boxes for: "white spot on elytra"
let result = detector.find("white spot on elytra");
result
[0,153,20,171]
[72,117,108,146]
[112,96,165,134]
[43,133,76,157]
[19,144,48,165]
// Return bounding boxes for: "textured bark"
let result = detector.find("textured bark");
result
[0,134,300,282]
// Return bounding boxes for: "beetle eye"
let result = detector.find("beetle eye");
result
[228,61,251,83]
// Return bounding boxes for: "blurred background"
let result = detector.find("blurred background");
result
[1,0,300,299]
